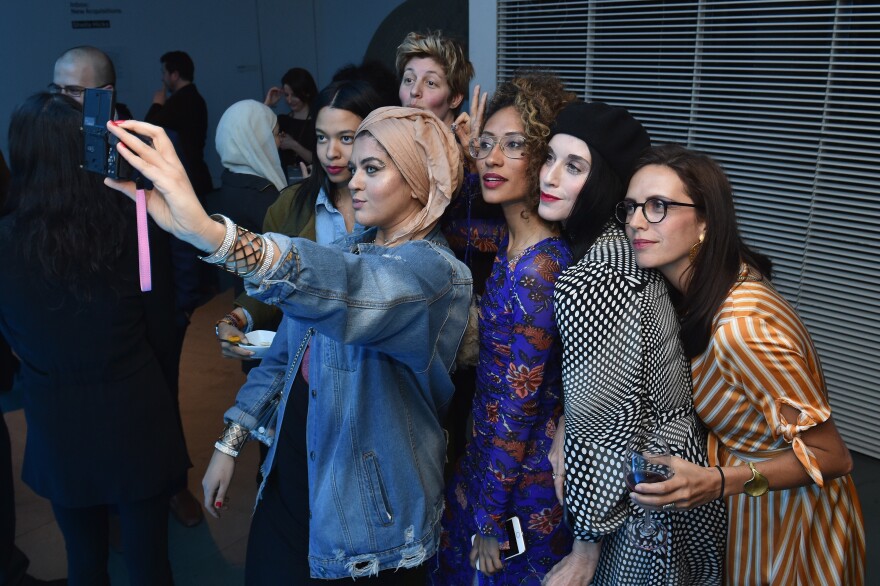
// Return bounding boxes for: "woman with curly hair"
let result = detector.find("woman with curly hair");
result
[432,71,575,585]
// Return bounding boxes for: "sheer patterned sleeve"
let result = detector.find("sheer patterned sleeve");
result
[441,172,506,256]
[557,264,652,542]
[474,242,571,538]
[234,185,304,332]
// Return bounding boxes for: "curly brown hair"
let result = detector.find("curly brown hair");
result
[483,71,576,210]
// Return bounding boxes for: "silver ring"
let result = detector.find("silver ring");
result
[552,472,558,479]
[662,502,676,511]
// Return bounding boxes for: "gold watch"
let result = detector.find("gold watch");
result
[743,462,769,497]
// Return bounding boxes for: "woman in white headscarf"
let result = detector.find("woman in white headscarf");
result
[207,99,287,234]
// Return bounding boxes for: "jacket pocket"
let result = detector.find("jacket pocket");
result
[322,338,357,372]
[363,452,394,526]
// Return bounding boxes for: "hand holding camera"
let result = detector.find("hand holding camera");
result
[103,116,224,256]
[82,88,152,182]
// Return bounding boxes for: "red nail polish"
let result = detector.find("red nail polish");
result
[215,500,223,508]
[110,119,127,126]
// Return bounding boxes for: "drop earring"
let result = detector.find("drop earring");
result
[689,233,705,263]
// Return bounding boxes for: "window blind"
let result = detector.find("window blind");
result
[497,0,880,458]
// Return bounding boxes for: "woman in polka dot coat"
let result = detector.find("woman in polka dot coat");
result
[538,102,726,585]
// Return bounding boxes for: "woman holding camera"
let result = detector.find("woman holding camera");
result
[106,106,472,584]
[0,92,188,585]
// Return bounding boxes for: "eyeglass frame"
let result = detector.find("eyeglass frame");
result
[615,197,700,224]
[468,134,528,160]
[48,82,111,99]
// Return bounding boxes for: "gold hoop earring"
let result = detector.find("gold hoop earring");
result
[689,233,705,263]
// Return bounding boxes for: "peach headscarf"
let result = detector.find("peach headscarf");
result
[355,106,463,245]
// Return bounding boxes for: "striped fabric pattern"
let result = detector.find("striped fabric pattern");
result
[691,273,865,586]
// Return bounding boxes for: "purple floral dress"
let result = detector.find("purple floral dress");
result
[432,236,573,585]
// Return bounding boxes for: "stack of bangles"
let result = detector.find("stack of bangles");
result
[199,214,276,282]
[215,422,249,458]
[201,214,273,458]
[215,312,246,340]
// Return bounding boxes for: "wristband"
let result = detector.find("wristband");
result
[135,188,152,291]
[715,465,726,500]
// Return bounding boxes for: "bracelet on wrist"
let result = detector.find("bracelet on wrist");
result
[715,465,726,500]
[569,547,595,564]
[215,312,245,331]
[247,237,276,282]
[215,422,249,458]
[199,218,275,281]
[199,214,236,263]
[214,313,244,340]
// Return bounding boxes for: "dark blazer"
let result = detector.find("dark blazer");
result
[206,169,281,234]
[146,84,212,196]
[0,207,190,507]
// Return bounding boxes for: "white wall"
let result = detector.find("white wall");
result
[0,0,404,181]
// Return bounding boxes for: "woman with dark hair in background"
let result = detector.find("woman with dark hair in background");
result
[1,146,68,585]
[624,144,864,585]
[539,101,725,586]
[0,93,188,585]
[264,67,318,172]
[433,71,575,585]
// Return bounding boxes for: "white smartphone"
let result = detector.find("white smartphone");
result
[471,516,526,568]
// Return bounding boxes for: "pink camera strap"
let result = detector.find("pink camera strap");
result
[135,188,152,291]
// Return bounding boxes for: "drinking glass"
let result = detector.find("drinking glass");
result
[624,432,673,551]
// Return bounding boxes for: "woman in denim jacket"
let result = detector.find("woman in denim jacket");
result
[105,107,472,584]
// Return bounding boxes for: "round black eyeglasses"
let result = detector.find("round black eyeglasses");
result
[615,198,700,224]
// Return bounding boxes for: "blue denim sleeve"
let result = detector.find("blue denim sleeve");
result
[245,233,467,370]
[223,315,293,429]
[474,242,572,538]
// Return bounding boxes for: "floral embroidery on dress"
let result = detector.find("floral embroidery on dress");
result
[432,236,574,585]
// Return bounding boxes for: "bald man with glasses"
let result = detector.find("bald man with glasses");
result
[50,45,132,118]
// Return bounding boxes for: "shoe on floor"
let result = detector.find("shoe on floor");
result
[169,488,204,528]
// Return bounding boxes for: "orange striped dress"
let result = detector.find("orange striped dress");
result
[690,269,865,586]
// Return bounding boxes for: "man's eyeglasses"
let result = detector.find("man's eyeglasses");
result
[468,134,527,160]
[48,83,108,98]
[615,197,700,224]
